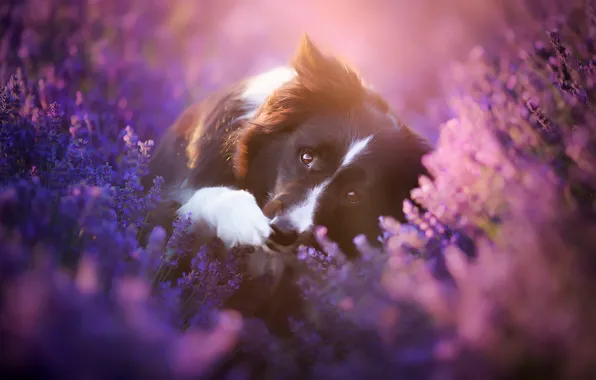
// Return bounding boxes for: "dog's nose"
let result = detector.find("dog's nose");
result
[269,218,299,246]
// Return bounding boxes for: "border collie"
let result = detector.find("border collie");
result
[142,34,431,335]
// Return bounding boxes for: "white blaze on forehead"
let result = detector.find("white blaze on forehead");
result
[280,135,375,232]
[239,66,296,120]
[341,136,373,168]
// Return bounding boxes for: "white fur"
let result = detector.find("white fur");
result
[280,179,331,233]
[239,66,297,120]
[341,136,373,168]
[276,136,374,233]
[177,187,272,249]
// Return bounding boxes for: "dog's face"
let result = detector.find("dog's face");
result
[235,35,431,258]
[257,117,429,258]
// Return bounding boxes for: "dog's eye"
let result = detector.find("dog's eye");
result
[300,149,315,166]
[345,190,360,204]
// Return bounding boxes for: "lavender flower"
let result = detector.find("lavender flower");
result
[2,0,596,379]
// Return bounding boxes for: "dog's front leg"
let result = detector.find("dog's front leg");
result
[177,186,272,249]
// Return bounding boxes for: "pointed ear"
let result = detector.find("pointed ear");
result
[290,34,363,101]
[291,34,330,76]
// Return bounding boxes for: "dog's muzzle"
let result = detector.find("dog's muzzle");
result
[262,197,316,252]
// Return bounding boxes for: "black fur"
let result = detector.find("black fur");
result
[141,34,431,339]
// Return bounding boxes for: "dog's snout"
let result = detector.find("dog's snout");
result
[269,218,298,247]
[263,198,283,219]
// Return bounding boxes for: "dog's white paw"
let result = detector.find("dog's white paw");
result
[211,190,272,249]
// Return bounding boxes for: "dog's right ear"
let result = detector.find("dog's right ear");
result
[291,33,364,106]
[291,34,329,77]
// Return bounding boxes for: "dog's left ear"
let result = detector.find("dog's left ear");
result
[378,126,433,199]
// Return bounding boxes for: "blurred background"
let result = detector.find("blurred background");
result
[82,0,541,144]
[4,1,596,378]
[162,0,513,142]
[8,0,546,143]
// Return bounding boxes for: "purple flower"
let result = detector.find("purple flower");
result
[2,1,596,379]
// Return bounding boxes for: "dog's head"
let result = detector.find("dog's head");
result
[234,35,432,258]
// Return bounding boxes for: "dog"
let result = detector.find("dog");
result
[142,34,431,337]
